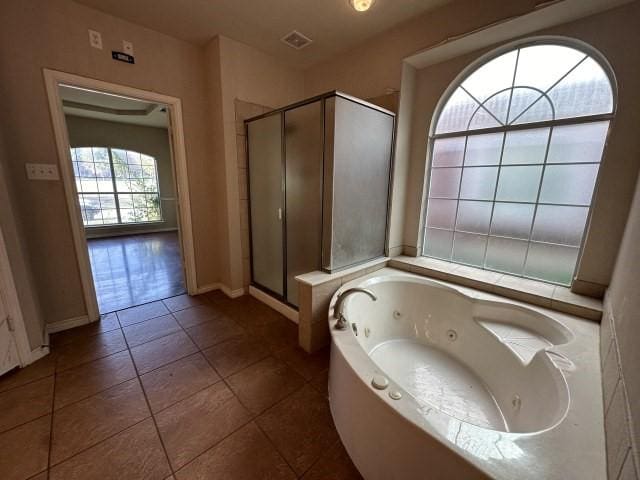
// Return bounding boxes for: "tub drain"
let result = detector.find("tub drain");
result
[446,329,458,342]
[512,394,522,410]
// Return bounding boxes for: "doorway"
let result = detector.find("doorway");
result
[0,222,36,372]
[44,70,196,320]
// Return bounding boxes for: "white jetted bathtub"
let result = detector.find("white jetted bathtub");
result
[328,268,604,480]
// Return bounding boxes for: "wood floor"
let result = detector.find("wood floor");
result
[87,232,186,314]
[0,292,360,480]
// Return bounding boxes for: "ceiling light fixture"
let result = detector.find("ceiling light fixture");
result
[350,0,375,12]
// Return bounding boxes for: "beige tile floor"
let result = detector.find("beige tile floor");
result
[0,291,362,480]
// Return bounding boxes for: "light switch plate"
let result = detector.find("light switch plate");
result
[122,40,134,55]
[25,163,60,181]
[89,30,103,50]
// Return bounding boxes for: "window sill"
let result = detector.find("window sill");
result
[388,255,602,321]
[84,221,165,229]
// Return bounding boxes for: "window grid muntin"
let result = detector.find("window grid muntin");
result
[71,147,162,227]
[423,118,609,285]
[424,41,615,285]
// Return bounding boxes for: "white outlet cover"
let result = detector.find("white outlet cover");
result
[88,30,103,50]
[123,40,134,55]
[25,163,60,181]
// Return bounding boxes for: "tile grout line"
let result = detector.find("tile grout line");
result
[47,415,153,469]
[169,415,255,477]
[149,375,225,417]
[46,327,155,470]
[45,357,58,479]
[120,322,178,478]
[164,301,257,476]
[139,293,268,473]
[192,303,307,477]
[52,360,137,412]
[250,374,331,479]
[0,372,56,395]
[48,348,322,448]
[0,410,56,438]
[297,438,343,479]
[213,298,338,478]
[167,328,256,476]
[253,417,301,478]
[174,323,298,477]
[54,338,130,374]
[615,446,632,480]
[12,296,205,474]
[39,293,325,479]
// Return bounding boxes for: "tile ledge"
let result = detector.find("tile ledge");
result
[295,257,389,287]
[390,256,603,321]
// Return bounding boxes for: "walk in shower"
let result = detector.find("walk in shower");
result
[246,92,395,307]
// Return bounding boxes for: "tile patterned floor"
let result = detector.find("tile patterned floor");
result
[0,292,363,480]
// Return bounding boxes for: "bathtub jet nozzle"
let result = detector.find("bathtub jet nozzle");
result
[333,288,377,330]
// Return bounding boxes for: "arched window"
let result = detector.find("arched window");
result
[423,40,615,285]
[71,147,162,226]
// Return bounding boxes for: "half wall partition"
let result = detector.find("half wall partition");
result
[246,92,395,307]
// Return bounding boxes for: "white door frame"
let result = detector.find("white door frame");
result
[43,69,197,322]
[0,224,36,366]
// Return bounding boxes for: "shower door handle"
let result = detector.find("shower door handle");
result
[277,208,282,221]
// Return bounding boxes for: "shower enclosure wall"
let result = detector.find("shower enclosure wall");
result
[246,92,395,307]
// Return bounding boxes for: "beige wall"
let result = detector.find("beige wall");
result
[65,116,178,237]
[400,3,640,293]
[2,0,636,332]
[205,35,305,293]
[0,131,46,350]
[600,169,640,479]
[0,0,217,324]
[303,0,544,100]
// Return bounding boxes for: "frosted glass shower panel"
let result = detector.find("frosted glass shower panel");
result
[247,114,284,295]
[284,101,323,306]
[323,96,394,270]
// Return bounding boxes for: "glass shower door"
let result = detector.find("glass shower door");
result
[247,114,284,296]
[284,101,323,306]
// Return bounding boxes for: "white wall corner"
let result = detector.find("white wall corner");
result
[195,282,221,295]
[28,345,50,364]
[220,284,246,299]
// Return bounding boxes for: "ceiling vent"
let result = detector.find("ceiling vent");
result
[280,30,313,50]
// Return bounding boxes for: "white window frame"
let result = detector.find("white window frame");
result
[421,37,617,286]
[71,146,164,227]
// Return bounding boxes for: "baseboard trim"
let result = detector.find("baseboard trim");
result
[85,227,179,239]
[195,282,245,299]
[221,284,246,299]
[46,315,90,334]
[249,286,299,324]
[28,345,50,364]
[195,283,221,295]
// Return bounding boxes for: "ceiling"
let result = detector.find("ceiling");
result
[72,0,451,68]
[60,85,169,128]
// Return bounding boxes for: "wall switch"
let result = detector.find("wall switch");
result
[122,40,134,55]
[89,30,103,49]
[25,163,60,181]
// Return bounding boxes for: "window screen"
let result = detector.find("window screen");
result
[71,147,162,226]
[423,43,614,285]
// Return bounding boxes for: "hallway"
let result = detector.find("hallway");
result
[88,232,185,313]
